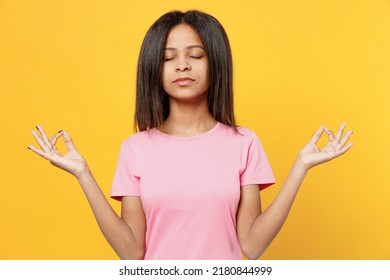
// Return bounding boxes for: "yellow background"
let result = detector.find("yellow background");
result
[0,0,389,259]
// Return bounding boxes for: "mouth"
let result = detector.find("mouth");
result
[173,77,195,86]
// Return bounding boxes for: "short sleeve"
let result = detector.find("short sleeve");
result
[110,140,140,200]
[240,131,276,191]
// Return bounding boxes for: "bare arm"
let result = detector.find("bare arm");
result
[237,123,354,259]
[28,125,145,259]
[77,170,145,259]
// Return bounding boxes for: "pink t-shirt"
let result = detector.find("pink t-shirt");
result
[110,122,275,259]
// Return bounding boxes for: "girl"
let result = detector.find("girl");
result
[28,10,354,260]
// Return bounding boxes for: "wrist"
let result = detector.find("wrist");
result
[293,156,311,174]
[75,164,92,181]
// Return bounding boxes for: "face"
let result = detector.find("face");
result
[162,24,209,103]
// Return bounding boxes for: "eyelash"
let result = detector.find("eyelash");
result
[163,56,204,61]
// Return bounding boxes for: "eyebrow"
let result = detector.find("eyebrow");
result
[164,45,205,51]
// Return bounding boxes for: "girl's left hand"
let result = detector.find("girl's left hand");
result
[297,123,354,170]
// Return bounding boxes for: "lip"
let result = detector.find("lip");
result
[173,77,195,86]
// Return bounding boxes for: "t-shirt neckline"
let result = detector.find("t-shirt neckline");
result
[153,122,221,140]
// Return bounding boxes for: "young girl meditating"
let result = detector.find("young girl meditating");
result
[28,10,354,260]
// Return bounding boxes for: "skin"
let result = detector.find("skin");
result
[158,24,217,137]
[28,24,354,260]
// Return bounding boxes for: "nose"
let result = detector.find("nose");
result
[175,56,191,72]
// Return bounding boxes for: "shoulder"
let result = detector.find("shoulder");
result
[122,129,155,144]
[236,126,256,138]
[218,123,257,142]
[214,124,264,155]
[118,129,156,153]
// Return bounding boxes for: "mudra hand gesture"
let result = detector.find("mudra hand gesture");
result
[297,123,354,170]
[27,125,88,179]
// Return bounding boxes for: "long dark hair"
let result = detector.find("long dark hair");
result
[134,10,237,132]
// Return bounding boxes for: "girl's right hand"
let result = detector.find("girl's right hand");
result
[28,125,89,179]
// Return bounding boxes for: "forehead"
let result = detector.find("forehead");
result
[165,24,204,48]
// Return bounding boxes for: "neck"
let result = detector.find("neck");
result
[158,98,217,137]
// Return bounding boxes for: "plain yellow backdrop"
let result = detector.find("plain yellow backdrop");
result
[0,0,389,259]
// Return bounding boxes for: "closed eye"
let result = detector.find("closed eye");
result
[190,55,204,59]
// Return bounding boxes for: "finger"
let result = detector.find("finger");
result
[50,130,63,146]
[36,125,53,148]
[32,130,51,153]
[309,126,325,144]
[335,122,347,143]
[320,127,334,152]
[339,130,353,147]
[62,130,77,152]
[332,142,354,158]
[48,130,64,153]
[324,127,334,142]
[27,144,57,162]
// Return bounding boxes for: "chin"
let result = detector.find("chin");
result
[169,93,207,104]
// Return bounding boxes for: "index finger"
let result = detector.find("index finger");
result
[309,126,325,144]
[62,130,77,152]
